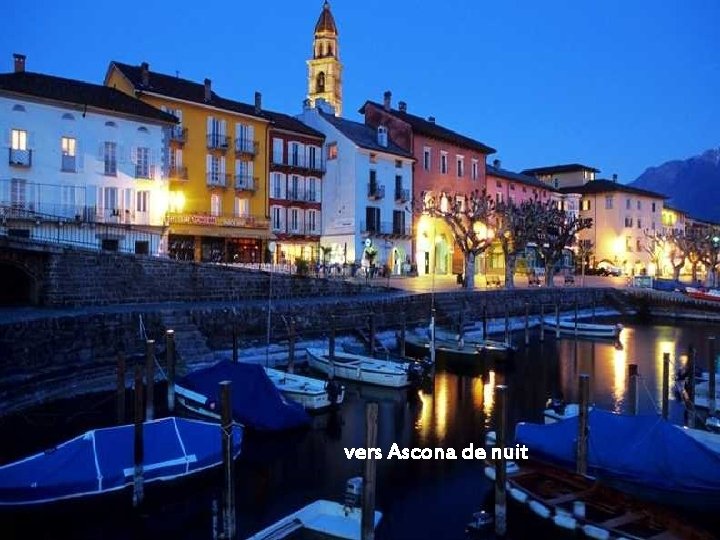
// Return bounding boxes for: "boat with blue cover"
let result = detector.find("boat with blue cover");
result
[175,361,311,431]
[0,417,242,506]
[515,410,720,512]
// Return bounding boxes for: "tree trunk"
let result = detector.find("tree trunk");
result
[545,261,554,287]
[691,262,699,284]
[504,254,516,289]
[673,265,681,282]
[464,253,475,289]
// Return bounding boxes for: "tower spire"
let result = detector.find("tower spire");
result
[307,1,342,116]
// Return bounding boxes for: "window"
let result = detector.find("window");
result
[510,183,515,191]
[553,179,559,188]
[377,126,388,147]
[272,138,284,164]
[271,173,285,199]
[637,200,642,210]
[496,181,502,189]
[395,159,402,168]
[290,142,301,166]
[327,142,338,160]
[104,187,118,214]
[440,152,448,174]
[135,241,149,255]
[210,193,221,216]
[290,208,300,232]
[11,129,27,150]
[651,202,656,212]
[235,197,249,217]
[289,175,301,200]
[61,136,76,172]
[393,210,406,234]
[9,129,30,166]
[626,236,633,252]
[471,159,478,180]
[636,239,642,251]
[307,177,318,202]
[456,156,464,177]
[102,239,119,252]
[605,196,614,210]
[624,216,633,227]
[637,218,642,229]
[626,198,631,210]
[369,169,377,186]
[135,147,150,179]
[580,199,591,211]
[136,191,149,213]
[369,153,377,164]
[651,221,656,230]
[308,146,319,169]
[104,142,117,176]
[316,72,325,93]
[271,206,283,231]
[10,178,27,209]
[423,147,431,171]
[306,209,319,233]
[496,192,503,204]
[365,206,380,232]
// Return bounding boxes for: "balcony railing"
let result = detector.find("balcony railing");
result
[135,165,154,180]
[234,138,257,156]
[271,222,322,236]
[61,154,76,172]
[271,153,326,174]
[360,220,412,237]
[234,174,256,191]
[9,148,32,167]
[287,189,304,202]
[170,126,187,144]
[394,188,410,203]
[305,190,320,203]
[206,172,230,187]
[368,183,385,200]
[169,166,188,180]
[167,211,269,230]
[206,134,230,151]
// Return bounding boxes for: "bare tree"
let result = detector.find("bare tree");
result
[494,199,539,289]
[642,230,669,277]
[667,233,689,281]
[699,227,720,287]
[576,239,594,285]
[532,200,593,287]
[418,190,495,289]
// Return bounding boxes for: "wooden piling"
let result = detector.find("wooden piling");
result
[555,302,560,339]
[133,363,144,508]
[494,384,508,537]
[329,316,336,361]
[628,364,639,415]
[482,304,488,340]
[504,307,510,346]
[540,304,545,342]
[116,352,126,425]
[166,330,176,412]
[288,318,296,374]
[524,302,530,346]
[232,325,238,363]
[708,338,717,414]
[220,381,236,540]
[577,374,590,475]
[368,313,376,358]
[430,308,437,366]
[399,315,406,358]
[688,346,696,428]
[662,352,670,420]
[145,339,155,421]
[361,402,379,540]
[574,298,579,336]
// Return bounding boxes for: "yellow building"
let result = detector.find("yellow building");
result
[105,62,270,262]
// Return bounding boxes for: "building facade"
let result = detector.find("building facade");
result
[267,111,325,264]
[360,92,495,276]
[307,1,342,117]
[0,54,176,255]
[298,100,413,273]
[106,62,270,263]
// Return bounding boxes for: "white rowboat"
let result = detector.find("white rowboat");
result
[306,348,412,388]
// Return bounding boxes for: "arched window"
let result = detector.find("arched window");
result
[62,113,75,121]
[316,72,325,93]
[137,126,149,134]
[105,121,117,128]
[328,44,333,57]
[12,104,26,112]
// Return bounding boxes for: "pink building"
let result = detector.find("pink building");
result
[360,92,495,275]
[486,159,553,206]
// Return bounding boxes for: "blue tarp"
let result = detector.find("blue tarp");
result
[177,361,310,431]
[516,410,720,495]
[0,417,242,505]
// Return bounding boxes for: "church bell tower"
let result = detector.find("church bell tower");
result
[307,1,342,116]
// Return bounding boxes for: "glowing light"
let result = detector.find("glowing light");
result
[483,370,496,424]
[434,372,449,441]
[613,236,625,255]
[168,191,185,213]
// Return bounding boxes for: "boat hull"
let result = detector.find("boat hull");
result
[306,348,410,388]
[264,368,345,411]
[405,335,512,365]
[542,320,622,339]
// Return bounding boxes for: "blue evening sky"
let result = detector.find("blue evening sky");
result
[3,0,718,181]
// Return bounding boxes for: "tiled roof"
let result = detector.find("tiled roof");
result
[486,164,550,190]
[0,71,176,123]
[110,61,264,119]
[559,179,668,199]
[320,111,414,158]
[359,101,496,155]
[265,110,325,139]
[521,163,600,175]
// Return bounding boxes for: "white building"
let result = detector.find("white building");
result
[0,54,176,255]
[298,100,414,273]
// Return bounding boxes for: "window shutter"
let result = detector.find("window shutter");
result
[76,140,84,172]
[206,154,212,175]
[97,143,105,161]
[176,109,183,124]
[130,146,138,164]
[220,156,226,174]
[247,160,254,178]
[220,120,227,136]
[235,123,243,142]
[247,124,254,143]
[207,116,213,135]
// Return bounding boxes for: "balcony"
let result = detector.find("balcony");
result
[61,154,76,173]
[272,222,322,237]
[394,188,410,203]
[206,172,230,188]
[167,211,269,230]
[368,183,385,200]
[360,221,412,238]
[234,138,257,156]
[169,126,187,144]
[9,148,32,167]
[305,190,321,203]
[135,165,154,180]
[206,133,230,151]
[287,189,304,202]
[169,165,188,181]
[271,153,326,174]
[234,174,256,192]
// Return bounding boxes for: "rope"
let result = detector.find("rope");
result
[639,375,661,414]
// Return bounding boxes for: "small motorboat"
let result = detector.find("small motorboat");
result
[686,287,720,302]
[405,332,513,365]
[264,367,345,411]
[706,416,720,434]
[465,510,494,537]
[542,319,622,340]
[543,398,593,424]
[306,348,417,388]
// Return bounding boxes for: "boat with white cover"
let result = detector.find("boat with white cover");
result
[264,367,345,411]
[306,348,413,388]
[542,319,622,340]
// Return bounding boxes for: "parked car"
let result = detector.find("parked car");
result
[596,262,623,276]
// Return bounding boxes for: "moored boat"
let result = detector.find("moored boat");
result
[264,367,345,411]
[542,319,622,340]
[305,348,414,388]
[405,330,513,365]
[0,417,242,506]
[686,287,720,302]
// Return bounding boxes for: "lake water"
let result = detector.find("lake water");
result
[1,317,718,539]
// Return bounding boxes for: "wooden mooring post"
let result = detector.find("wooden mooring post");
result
[288,317,296,374]
[220,381,236,540]
[361,402,379,540]
[539,304,545,342]
[133,363,144,508]
[145,339,155,421]
[555,302,560,339]
[687,345,696,428]
[329,316,336,361]
[504,307,510,346]
[628,364,639,415]
[368,313,376,358]
[399,315,406,358]
[116,352,126,425]
[708,337,717,414]
[524,302,530,346]
[662,352,670,420]
[494,384,508,537]
[574,298,579,337]
[577,374,590,475]
[166,330,175,412]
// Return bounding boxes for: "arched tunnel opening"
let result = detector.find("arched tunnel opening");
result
[0,263,37,306]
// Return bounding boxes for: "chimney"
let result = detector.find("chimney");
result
[13,53,26,73]
[204,78,212,102]
[493,159,501,169]
[612,173,618,183]
[398,101,407,113]
[254,91,262,114]
[383,90,392,111]
[427,116,435,124]
[140,62,149,87]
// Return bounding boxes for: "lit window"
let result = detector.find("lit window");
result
[440,152,448,174]
[423,147,431,171]
[327,142,338,160]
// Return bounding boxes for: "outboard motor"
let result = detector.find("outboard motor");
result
[326,376,341,406]
[343,476,363,514]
